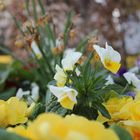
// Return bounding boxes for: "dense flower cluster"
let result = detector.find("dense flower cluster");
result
[0,97,28,127]
[8,113,119,140]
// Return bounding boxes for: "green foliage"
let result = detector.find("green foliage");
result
[29,103,46,120]
[46,96,69,117]
[110,125,133,140]
[0,129,28,140]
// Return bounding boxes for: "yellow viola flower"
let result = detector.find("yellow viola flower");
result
[0,55,13,64]
[54,65,67,87]
[7,97,28,125]
[93,42,121,74]
[8,113,119,140]
[97,97,133,122]
[49,85,78,110]
[0,97,28,127]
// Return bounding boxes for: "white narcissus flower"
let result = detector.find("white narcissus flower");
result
[31,41,42,59]
[105,75,114,85]
[49,85,78,110]
[54,65,67,87]
[16,88,30,100]
[62,51,82,71]
[123,72,140,90]
[93,42,121,74]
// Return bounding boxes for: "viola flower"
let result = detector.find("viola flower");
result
[16,88,30,100]
[8,113,119,140]
[93,42,121,74]
[31,41,42,59]
[62,51,82,71]
[16,83,39,105]
[117,66,127,76]
[54,51,82,87]
[126,92,136,99]
[0,97,28,127]
[123,72,140,90]
[49,85,78,110]
[54,65,67,87]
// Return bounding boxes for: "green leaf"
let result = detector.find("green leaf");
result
[0,129,28,140]
[63,11,74,45]
[29,103,46,120]
[110,125,133,140]
[94,103,111,119]
[0,88,16,100]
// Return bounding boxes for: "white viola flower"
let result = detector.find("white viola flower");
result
[31,41,42,59]
[54,65,67,87]
[64,48,75,57]
[123,72,140,90]
[93,42,121,74]
[105,75,114,85]
[27,83,40,105]
[16,88,30,100]
[49,85,78,110]
[61,51,82,71]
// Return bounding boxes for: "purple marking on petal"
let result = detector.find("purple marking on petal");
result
[126,91,136,99]
[136,57,140,69]
[116,66,127,77]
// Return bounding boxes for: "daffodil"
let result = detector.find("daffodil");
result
[123,72,140,90]
[93,42,121,74]
[49,85,78,110]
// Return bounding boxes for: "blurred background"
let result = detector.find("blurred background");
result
[0,0,140,66]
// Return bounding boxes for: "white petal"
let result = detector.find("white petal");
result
[93,44,106,63]
[49,85,66,99]
[105,75,114,85]
[49,85,78,102]
[123,72,140,89]
[62,52,82,70]
[31,41,42,58]
[16,88,30,100]
[105,42,121,63]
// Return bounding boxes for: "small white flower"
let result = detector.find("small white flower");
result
[27,83,40,105]
[16,88,30,100]
[123,72,140,90]
[54,51,82,86]
[93,42,121,74]
[49,85,78,110]
[62,51,82,71]
[31,41,42,59]
[105,75,114,85]
[54,65,67,87]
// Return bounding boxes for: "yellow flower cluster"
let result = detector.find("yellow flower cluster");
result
[8,113,119,140]
[0,97,28,127]
[97,95,140,140]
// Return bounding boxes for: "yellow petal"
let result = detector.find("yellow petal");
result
[60,96,76,110]
[104,59,121,74]
[0,55,13,64]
